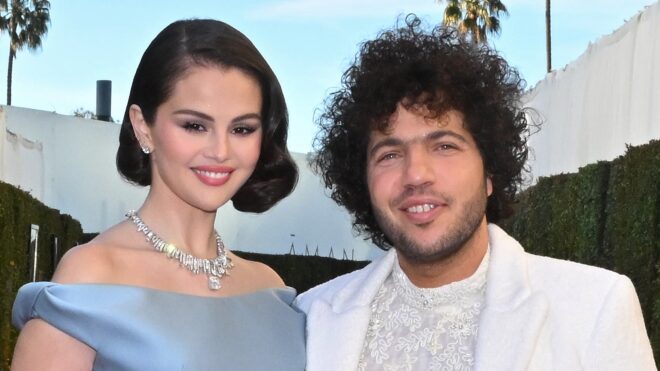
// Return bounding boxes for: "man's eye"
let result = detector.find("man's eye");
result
[182,122,206,132]
[437,143,457,151]
[378,152,399,162]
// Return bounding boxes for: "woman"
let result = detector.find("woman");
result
[11,19,304,370]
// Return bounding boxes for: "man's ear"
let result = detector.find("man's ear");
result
[129,104,153,152]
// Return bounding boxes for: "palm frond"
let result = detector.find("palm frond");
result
[438,0,507,44]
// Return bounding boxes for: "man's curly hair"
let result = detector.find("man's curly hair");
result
[311,15,530,249]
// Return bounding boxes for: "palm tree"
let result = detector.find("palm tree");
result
[439,0,508,44]
[546,0,552,72]
[0,0,50,106]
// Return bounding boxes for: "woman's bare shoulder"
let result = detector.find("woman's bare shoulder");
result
[229,252,285,289]
[52,223,132,284]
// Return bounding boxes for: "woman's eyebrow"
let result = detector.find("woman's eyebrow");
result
[172,110,262,124]
[172,109,214,121]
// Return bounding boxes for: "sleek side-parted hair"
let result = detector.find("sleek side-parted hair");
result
[117,19,297,212]
[312,15,530,248]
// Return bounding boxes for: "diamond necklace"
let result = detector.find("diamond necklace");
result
[126,210,234,291]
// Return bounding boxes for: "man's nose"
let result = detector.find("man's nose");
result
[403,147,435,189]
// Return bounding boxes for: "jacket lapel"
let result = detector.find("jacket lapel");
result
[475,293,549,370]
[306,302,372,370]
[306,250,397,371]
[474,225,550,371]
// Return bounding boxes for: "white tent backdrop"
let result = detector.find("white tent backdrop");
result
[523,1,660,181]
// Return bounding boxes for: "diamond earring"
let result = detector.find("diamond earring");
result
[140,145,151,154]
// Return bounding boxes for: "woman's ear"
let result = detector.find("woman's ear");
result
[129,104,153,154]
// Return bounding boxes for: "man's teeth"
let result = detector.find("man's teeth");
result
[406,204,436,213]
[194,170,228,179]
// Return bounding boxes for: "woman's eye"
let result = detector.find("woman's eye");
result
[232,126,258,135]
[182,122,206,132]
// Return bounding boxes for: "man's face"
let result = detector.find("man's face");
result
[366,105,492,263]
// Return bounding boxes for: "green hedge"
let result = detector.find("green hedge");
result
[501,140,659,363]
[603,142,660,360]
[0,181,83,370]
[233,251,368,293]
[506,161,611,267]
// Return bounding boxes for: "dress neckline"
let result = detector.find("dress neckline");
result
[31,281,296,301]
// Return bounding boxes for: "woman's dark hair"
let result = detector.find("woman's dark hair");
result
[312,15,530,249]
[117,19,297,213]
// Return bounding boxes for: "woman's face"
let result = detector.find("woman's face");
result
[132,65,263,212]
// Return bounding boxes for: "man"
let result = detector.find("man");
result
[296,16,655,371]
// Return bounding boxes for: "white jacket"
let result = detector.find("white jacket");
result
[295,224,656,370]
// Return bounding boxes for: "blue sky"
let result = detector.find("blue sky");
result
[0,0,654,152]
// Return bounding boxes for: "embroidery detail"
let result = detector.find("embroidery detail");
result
[358,248,490,371]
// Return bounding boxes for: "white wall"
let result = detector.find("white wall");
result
[2,128,45,200]
[0,106,382,260]
[1,107,46,200]
[523,2,660,180]
[1,106,147,232]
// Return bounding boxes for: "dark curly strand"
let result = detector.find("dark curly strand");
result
[311,15,530,249]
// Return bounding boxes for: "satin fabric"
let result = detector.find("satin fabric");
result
[13,282,306,371]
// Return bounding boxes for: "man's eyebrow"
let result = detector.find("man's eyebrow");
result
[368,129,468,158]
[425,130,469,144]
[368,137,403,158]
[172,110,262,123]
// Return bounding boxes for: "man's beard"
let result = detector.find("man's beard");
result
[374,184,488,264]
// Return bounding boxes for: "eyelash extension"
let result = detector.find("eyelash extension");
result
[232,126,259,135]
[180,121,260,135]
[182,122,206,132]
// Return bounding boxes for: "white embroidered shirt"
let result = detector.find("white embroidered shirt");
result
[357,248,490,371]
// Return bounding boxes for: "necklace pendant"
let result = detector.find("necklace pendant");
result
[208,276,221,290]
[126,210,232,292]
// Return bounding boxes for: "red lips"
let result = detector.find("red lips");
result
[191,165,234,186]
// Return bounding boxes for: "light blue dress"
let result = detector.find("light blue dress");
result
[12,282,306,370]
